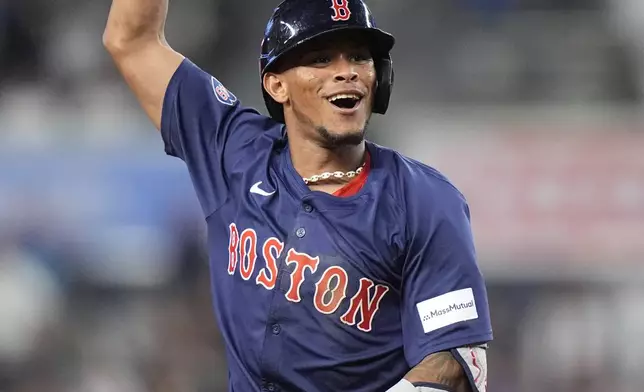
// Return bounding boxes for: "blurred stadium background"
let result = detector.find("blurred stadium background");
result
[1,0,644,391]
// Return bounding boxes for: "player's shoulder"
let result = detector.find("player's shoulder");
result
[370,142,467,214]
[168,57,285,136]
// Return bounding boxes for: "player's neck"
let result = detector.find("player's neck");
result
[287,135,366,183]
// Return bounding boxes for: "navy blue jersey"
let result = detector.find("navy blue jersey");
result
[161,59,493,392]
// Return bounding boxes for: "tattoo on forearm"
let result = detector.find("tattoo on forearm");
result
[404,351,470,392]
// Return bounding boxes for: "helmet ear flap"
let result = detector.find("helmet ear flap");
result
[373,57,394,115]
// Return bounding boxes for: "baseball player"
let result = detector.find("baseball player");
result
[104,0,493,391]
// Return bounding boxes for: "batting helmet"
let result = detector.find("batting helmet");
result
[259,0,395,123]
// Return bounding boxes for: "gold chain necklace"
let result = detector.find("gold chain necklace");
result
[302,162,366,185]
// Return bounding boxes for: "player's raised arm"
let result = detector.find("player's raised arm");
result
[103,0,272,218]
[103,0,184,130]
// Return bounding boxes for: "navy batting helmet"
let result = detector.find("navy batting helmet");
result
[259,0,395,123]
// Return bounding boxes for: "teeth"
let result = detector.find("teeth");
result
[328,93,361,102]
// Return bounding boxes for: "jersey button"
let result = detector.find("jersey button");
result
[296,227,306,238]
[303,203,313,213]
[271,324,281,335]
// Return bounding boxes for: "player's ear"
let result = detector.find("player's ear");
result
[263,73,289,105]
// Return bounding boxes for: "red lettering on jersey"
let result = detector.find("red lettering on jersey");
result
[256,237,284,290]
[330,0,351,22]
[239,229,257,281]
[227,223,240,275]
[340,278,389,332]
[284,249,320,303]
[314,266,348,314]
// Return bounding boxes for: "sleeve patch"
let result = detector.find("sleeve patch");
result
[211,76,237,106]
[416,288,478,333]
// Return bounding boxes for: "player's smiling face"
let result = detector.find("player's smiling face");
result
[264,31,377,147]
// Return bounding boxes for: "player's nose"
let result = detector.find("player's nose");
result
[333,57,359,82]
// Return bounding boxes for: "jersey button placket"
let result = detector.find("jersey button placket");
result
[295,227,306,238]
[303,203,313,213]
[271,323,281,335]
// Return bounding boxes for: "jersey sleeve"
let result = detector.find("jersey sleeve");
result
[401,181,493,367]
[161,59,271,216]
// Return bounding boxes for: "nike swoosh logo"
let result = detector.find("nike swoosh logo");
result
[250,181,275,197]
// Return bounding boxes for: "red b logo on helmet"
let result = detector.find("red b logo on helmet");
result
[330,0,351,21]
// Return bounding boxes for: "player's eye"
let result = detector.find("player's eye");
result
[309,54,331,65]
[350,52,372,63]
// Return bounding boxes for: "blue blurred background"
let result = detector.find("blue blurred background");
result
[1,0,643,391]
